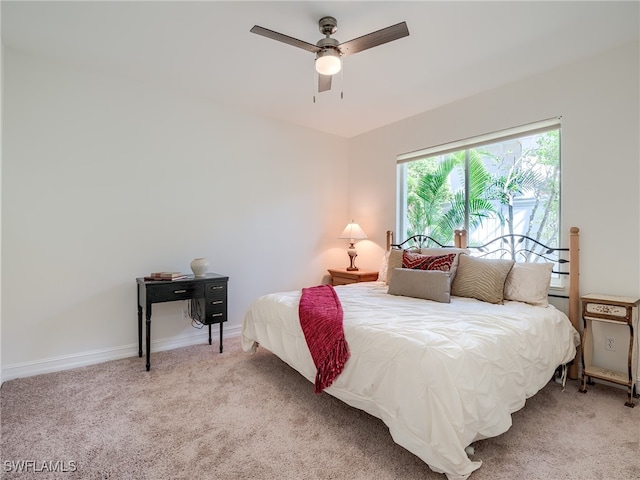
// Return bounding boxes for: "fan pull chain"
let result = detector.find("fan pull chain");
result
[313,59,317,103]
[340,59,344,99]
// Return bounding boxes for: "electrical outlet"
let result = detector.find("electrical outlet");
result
[605,336,616,351]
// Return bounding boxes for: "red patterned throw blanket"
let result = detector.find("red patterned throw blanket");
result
[298,285,350,394]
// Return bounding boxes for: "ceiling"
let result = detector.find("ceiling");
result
[2,1,639,138]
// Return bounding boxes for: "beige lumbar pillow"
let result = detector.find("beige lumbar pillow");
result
[387,268,451,303]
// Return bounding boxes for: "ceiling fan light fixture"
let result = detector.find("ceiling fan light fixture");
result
[315,49,341,76]
[251,18,409,92]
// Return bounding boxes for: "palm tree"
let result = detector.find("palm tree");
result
[403,131,559,256]
[408,151,496,244]
[486,137,555,259]
[410,156,458,239]
[489,159,545,235]
[524,131,560,250]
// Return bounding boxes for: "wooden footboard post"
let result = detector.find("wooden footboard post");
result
[386,230,394,251]
[568,226,580,379]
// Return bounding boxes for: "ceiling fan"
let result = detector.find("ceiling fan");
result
[250,16,409,93]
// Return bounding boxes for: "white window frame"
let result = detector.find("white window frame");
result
[396,118,564,288]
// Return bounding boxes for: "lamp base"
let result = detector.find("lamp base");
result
[347,247,359,271]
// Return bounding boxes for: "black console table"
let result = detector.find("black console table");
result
[136,273,229,371]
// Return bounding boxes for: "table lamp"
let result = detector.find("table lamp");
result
[339,221,367,271]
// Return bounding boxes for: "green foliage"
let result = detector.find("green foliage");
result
[402,129,560,251]
[406,150,497,244]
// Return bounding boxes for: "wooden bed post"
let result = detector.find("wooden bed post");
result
[568,226,580,379]
[454,230,467,249]
[386,230,394,251]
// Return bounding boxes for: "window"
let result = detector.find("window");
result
[397,119,561,258]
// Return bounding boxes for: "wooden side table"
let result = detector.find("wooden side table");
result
[579,293,640,407]
[328,268,379,286]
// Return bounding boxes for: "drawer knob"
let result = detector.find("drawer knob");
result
[173,289,187,294]
[210,300,223,305]
[210,285,224,290]
[211,313,224,318]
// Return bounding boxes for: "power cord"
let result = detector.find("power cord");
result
[187,299,204,329]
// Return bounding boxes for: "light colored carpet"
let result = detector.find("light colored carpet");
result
[1,336,638,480]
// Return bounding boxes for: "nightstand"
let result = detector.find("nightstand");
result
[328,268,379,286]
[579,293,640,407]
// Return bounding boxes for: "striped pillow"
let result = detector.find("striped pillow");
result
[451,254,515,304]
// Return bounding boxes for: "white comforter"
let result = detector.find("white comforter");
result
[242,281,580,480]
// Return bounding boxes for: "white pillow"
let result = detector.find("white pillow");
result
[504,262,553,307]
[377,251,390,282]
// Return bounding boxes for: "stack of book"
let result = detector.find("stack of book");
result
[144,272,188,281]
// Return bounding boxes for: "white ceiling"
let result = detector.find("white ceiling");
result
[2,1,639,138]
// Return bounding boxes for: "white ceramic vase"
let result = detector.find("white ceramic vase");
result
[190,257,209,277]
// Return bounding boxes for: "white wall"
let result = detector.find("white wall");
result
[349,41,640,382]
[1,49,349,380]
[3,40,639,384]
[0,38,4,380]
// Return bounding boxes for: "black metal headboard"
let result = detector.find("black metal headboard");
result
[388,229,579,300]
[390,235,455,250]
[390,232,569,275]
[464,233,569,276]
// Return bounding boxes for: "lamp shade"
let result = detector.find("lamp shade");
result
[339,221,367,240]
[315,49,342,76]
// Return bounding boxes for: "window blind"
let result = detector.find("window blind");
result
[396,117,561,164]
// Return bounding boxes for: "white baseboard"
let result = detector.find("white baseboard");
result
[1,324,242,383]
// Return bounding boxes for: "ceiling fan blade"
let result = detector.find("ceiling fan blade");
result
[338,21,409,57]
[250,25,321,54]
[318,74,332,92]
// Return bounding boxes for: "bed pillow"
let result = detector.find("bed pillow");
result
[504,262,553,307]
[385,248,419,284]
[451,255,515,304]
[419,247,470,282]
[402,251,456,271]
[377,251,390,282]
[387,268,451,303]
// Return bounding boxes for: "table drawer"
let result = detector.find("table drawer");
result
[202,310,227,325]
[207,297,226,309]
[206,282,227,298]
[148,283,203,302]
[584,302,629,323]
[332,276,356,286]
[203,301,227,324]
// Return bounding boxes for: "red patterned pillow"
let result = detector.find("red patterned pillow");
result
[402,251,456,271]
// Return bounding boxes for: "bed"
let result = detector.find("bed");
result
[242,228,581,480]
